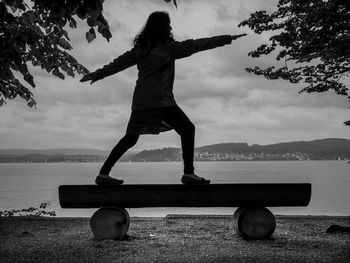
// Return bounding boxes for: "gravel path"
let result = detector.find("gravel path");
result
[0,216,349,262]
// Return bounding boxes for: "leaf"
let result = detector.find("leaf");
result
[87,17,95,27]
[53,26,59,35]
[52,5,63,16]
[69,17,77,28]
[58,17,67,27]
[62,30,70,41]
[16,1,26,11]
[52,68,59,77]
[58,38,72,50]
[65,67,75,77]
[98,24,104,33]
[89,9,100,19]
[76,5,88,20]
[27,99,36,108]
[24,74,35,88]
[101,28,112,42]
[97,14,105,25]
[19,63,29,76]
[86,28,96,43]
[5,0,15,6]
[57,72,65,80]
[23,10,36,24]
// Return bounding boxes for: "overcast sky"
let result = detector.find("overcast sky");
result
[1,0,349,151]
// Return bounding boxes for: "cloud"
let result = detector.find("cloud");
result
[1,0,349,151]
[215,4,236,22]
[179,96,350,147]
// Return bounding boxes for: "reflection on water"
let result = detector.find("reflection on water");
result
[0,161,349,217]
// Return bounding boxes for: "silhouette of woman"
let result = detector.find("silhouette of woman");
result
[81,11,246,185]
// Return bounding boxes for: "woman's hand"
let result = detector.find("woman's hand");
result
[230,33,247,40]
[80,73,98,84]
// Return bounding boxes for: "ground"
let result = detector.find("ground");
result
[0,216,349,262]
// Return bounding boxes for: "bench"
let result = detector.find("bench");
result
[58,183,311,240]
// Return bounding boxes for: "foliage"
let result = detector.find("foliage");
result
[0,202,56,217]
[239,0,350,126]
[0,0,177,108]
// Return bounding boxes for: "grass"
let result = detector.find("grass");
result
[0,216,349,262]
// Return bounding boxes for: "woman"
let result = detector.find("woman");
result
[81,11,246,185]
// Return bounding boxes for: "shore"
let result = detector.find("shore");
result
[0,216,349,262]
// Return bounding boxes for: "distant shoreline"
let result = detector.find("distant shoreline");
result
[1,138,349,163]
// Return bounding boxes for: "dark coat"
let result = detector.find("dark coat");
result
[92,35,233,110]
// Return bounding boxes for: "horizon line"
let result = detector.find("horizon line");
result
[0,137,349,152]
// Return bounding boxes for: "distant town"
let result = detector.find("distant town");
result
[0,138,349,163]
[194,151,313,161]
[0,152,342,163]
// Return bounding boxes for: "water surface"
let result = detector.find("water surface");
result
[0,161,349,217]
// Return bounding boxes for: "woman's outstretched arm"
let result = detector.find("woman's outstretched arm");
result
[80,48,138,84]
[168,34,247,59]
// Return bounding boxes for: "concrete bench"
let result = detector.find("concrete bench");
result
[59,183,311,240]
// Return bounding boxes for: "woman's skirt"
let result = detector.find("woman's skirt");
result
[126,107,173,134]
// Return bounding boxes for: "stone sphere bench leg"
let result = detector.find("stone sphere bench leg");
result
[90,207,130,240]
[233,206,276,240]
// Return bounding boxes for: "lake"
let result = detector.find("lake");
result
[0,161,349,217]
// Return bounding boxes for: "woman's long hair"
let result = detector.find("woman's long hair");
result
[134,11,174,50]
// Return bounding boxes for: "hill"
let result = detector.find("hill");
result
[0,138,349,163]
[131,138,350,162]
[0,149,136,163]
[0,148,108,156]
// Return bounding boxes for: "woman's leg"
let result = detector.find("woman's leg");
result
[162,106,195,174]
[100,133,140,175]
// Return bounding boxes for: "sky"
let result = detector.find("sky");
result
[1,0,349,151]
